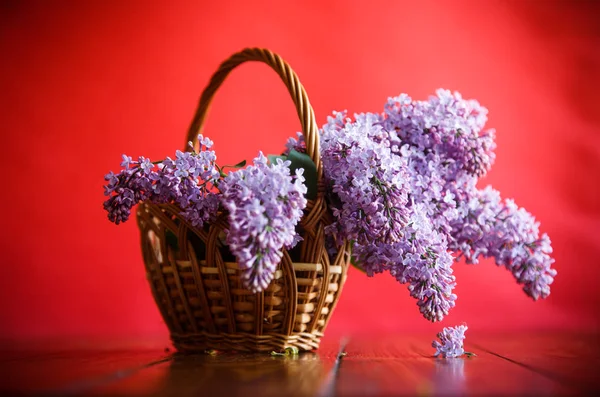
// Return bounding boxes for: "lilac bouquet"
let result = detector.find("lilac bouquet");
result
[104,89,556,323]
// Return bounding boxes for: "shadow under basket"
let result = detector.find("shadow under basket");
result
[134,48,351,353]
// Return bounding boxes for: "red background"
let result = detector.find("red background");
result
[1,1,599,344]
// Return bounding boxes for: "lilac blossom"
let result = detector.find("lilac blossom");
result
[383,89,496,178]
[162,144,221,229]
[400,205,457,322]
[320,110,410,249]
[103,135,220,228]
[285,131,305,154]
[104,135,309,292]
[433,325,468,358]
[319,111,457,322]
[219,153,307,292]
[358,204,457,322]
[312,89,555,321]
[449,186,556,300]
[103,155,155,224]
[397,143,462,236]
[381,90,555,301]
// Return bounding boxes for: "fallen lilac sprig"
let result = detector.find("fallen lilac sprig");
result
[433,325,470,358]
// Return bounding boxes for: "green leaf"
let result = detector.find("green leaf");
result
[267,151,317,200]
[287,150,318,200]
[267,154,287,165]
[223,159,246,169]
[270,346,299,356]
[348,241,367,274]
[350,258,367,274]
[285,346,299,355]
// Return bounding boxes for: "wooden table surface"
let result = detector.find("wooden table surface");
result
[1,332,598,396]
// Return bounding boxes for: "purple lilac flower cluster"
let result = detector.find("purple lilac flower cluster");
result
[320,111,410,249]
[103,155,155,225]
[103,135,220,227]
[319,111,457,322]
[432,324,468,358]
[382,90,555,302]
[449,186,556,300]
[219,153,307,292]
[103,136,308,292]
[382,90,496,178]
[293,88,556,322]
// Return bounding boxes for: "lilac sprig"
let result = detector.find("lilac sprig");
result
[219,153,307,292]
[449,186,556,300]
[358,205,457,322]
[103,155,155,224]
[311,88,556,322]
[398,143,463,236]
[320,110,410,250]
[399,205,457,322]
[157,142,221,228]
[103,134,221,228]
[433,325,469,358]
[383,89,496,178]
[285,131,305,154]
[104,135,311,293]
[319,112,458,322]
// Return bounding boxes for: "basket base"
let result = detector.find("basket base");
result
[171,331,324,353]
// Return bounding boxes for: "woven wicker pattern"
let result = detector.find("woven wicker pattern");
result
[136,48,350,352]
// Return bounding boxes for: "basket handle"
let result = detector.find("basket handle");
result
[185,48,322,177]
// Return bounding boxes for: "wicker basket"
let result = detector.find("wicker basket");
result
[136,48,351,353]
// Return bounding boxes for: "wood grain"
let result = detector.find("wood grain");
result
[91,338,341,397]
[0,333,597,396]
[471,332,600,395]
[0,349,170,394]
[335,334,574,396]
